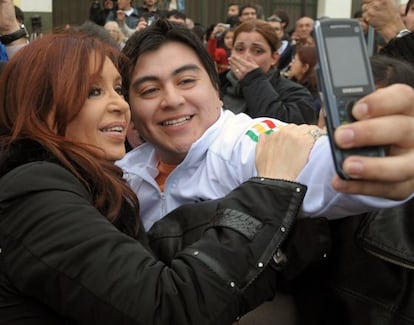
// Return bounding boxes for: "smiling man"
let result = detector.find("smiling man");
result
[116,19,413,232]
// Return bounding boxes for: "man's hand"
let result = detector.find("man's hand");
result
[0,0,20,34]
[362,0,406,42]
[332,84,414,200]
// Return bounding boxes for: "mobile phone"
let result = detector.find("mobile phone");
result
[313,18,385,180]
[147,16,156,26]
[219,23,231,30]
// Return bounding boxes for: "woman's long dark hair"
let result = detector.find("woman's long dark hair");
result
[0,33,139,224]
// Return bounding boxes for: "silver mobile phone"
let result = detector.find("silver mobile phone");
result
[314,18,385,180]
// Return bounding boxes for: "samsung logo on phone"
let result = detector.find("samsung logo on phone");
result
[342,87,364,94]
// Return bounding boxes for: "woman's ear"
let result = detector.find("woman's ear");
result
[271,52,280,67]
[302,63,310,74]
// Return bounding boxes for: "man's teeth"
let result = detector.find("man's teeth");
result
[102,126,124,132]
[163,116,191,126]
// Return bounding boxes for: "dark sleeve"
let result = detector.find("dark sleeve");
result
[89,2,104,25]
[379,32,414,65]
[240,68,318,124]
[0,163,306,325]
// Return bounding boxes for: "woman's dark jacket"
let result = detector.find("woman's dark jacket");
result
[0,140,315,325]
[219,68,318,124]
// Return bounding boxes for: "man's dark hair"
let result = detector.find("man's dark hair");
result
[121,18,219,99]
[273,10,289,29]
[227,2,240,9]
[239,3,257,16]
[166,9,186,21]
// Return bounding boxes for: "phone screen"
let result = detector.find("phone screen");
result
[325,36,369,88]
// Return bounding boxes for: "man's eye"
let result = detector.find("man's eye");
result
[139,87,159,97]
[88,88,102,98]
[179,78,196,86]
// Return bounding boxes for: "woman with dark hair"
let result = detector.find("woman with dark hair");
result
[0,31,318,324]
[287,44,320,113]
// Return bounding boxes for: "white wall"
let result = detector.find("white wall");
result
[317,0,353,18]
[15,0,52,12]
[317,0,406,19]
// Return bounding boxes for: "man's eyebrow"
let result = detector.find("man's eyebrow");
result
[130,64,202,89]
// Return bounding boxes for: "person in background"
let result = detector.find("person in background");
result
[227,2,240,19]
[0,4,25,64]
[137,0,162,16]
[266,15,293,72]
[107,0,139,30]
[207,23,234,74]
[238,4,257,23]
[292,16,314,44]
[273,9,290,40]
[287,44,320,114]
[166,9,186,25]
[0,1,28,60]
[161,0,186,13]
[220,20,317,123]
[272,10,294,72]
[192,22,206,43]
[89,0,117,26]
[362,0,414,63]
[0,30,317,324]
[185,17,194,29]
[104,21,127,49]
[353,9,385,54]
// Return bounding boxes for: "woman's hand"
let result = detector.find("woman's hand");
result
[228,55,259,80]
[332,84,414,199]
[255,124,323,181]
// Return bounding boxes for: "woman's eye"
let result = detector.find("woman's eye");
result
[253,48,264,55]
[115,85,124,96]
[88,88,102,98]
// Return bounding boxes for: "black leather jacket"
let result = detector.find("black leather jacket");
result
[0,140,326,325]
[219,68,317,124]
[289,31,414,325]
[292,201,414,325]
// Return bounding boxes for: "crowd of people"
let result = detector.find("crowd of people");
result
[1,0,414,324]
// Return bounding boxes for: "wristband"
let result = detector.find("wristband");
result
[396,28,411,39]
[0,25,29,45]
